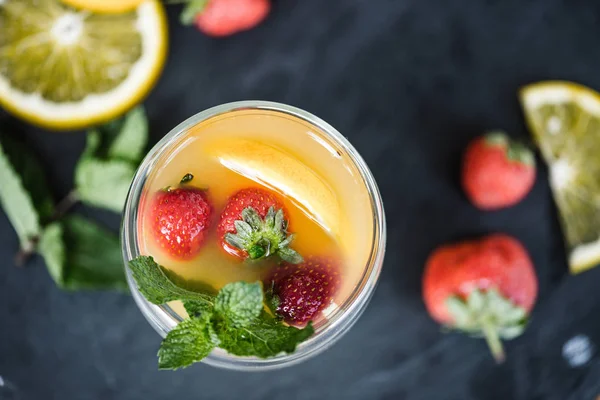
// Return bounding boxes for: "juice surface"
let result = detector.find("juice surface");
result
[138,109,374,320]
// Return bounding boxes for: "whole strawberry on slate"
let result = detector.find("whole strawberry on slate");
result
[422,234,538,362]
[462,131,536,210]
[147,174,212,260]
[179,0,270,37]
[266,256,342,326]
[217,187,302,263]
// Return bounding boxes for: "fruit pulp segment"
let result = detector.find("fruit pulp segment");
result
[138,109,374,320]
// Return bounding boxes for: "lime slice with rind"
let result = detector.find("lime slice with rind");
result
[0,0,167,130]
[520,81,600,273]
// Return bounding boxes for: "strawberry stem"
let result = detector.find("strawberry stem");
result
[481,319,505,363]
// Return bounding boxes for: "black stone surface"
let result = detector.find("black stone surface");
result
[3,0,600,399]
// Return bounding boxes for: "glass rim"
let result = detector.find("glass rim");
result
[121,100,386,371]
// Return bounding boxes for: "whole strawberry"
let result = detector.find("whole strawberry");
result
[179,0,270,37]
[266,256,342,326]
[422,234,538,362]
[148,185,212,260]
[462,131,536,210]
[217,187,302,263]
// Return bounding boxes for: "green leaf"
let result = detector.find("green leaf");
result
[128,256,214,306]
[184,300,213,318]
[278,247,303,264]
[180,0,208,25]
[38,222,66,284]
[75,158,135,213]
[216,311,314,358]
[0,139,42,252]
[225,206,303,263]
[107,106,148,163]
[0,135,54,221]
[214,282,263,328]
[158,317,215,370]
[61,216,127,291]
[75,107,148,213]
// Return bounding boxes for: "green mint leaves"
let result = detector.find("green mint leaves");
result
[75,106,148,213]
[225,206,303,264]
[128,256,315,370]
[0,107,148,292]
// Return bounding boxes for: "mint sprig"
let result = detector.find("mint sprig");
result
[0,132,128,291]
[129,256,315,369]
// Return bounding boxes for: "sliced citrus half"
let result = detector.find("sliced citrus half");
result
[204,138,341,238]
[520,81,600,273]
[61,0,146,13]
[0,0,167,130]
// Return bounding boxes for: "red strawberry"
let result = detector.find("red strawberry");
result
[422,234,538,362]
[266,256,342,326]
[191,0,270,37]
[148,187,212,260]
[462,131,536,210]
[217,187,302,263]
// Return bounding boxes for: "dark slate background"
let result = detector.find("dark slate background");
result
[3,0,600,399]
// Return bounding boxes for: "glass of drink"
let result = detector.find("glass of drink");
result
[121,101,386,370]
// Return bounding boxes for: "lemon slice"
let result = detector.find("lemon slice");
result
[520,81,600,273]
[61,0,146,13]
[0,0,167,130]
[204,139,341,238]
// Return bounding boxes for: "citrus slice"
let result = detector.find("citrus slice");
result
[520,81,600,273]
[61,0,146,13]
[0,0,167,130]
[204,139,341,238]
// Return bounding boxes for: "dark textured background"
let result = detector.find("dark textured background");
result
[3,0,600,399]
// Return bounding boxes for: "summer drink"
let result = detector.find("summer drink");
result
[123,102,385,370]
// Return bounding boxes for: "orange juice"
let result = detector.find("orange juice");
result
[137,109,374,323]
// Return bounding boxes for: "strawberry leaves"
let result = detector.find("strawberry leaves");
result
[445,288,528,363]
[225,206,303,264]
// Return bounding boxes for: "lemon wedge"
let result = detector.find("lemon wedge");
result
[205,139,341,238]
[0,0,167,130]
[520,81,600,273]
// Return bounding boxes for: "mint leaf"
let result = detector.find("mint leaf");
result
[180,0,208,25]
[61,216,127,291]
[106,106,148,163]
[38,222,66,284]
[216,311,314,358]
[75,158,135,213]
[184,300,213,318]
[214,281,263,328]
[158,317,215,370]
[0,135,54,221]
[129,256,214,306]
[0,138,43,252]
[75,107,148,213]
